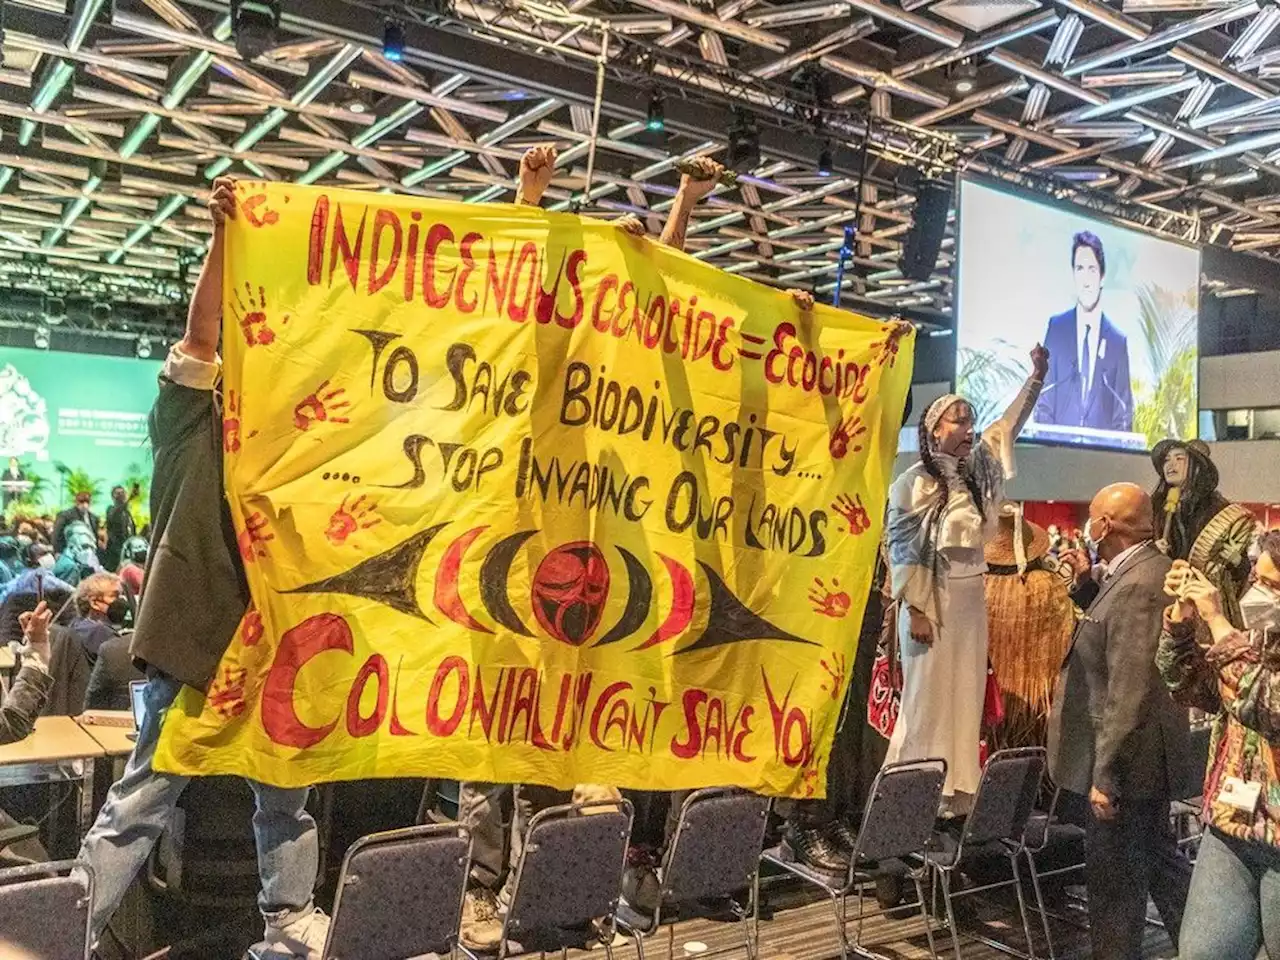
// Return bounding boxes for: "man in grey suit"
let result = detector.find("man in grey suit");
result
[1048,483,1196,960]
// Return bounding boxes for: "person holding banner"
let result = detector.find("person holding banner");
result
[75,178,330,960]
[883,344,1048,814]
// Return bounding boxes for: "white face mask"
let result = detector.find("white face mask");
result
[1083,518,1102,553]
[37,554,54,570]
[1240,583,1280,634]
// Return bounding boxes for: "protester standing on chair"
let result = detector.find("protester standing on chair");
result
[1048,482,1197,960]
[75,178,330,960]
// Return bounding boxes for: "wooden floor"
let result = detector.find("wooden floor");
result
[570,876,1178,960]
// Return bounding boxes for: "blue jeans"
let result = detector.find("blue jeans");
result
[1179,826,1280,960]
[77,672,318,941]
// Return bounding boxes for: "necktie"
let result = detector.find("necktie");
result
[1081,324,1092,405]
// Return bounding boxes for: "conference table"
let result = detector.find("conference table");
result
[0,713,136,856]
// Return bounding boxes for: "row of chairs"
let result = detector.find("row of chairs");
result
[1,749,1083,960]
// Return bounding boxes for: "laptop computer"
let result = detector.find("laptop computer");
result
[128,679,147,741]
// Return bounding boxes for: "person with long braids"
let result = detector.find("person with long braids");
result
[883,344,1049,813]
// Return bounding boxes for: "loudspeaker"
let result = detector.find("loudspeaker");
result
[899,178,952,282]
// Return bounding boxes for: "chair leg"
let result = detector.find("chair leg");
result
[747,871,761,960]
[1025,851,1056,960]
[913,873,940,960]
[1010,853,1038,960]
[827,888,850,960]
[667,920,675,960]
[938,868,963,960]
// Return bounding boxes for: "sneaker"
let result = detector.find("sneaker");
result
[831,819,859,856]
[781,822,850,876]
[621,857,661,914]
[256,907,330,959]
[461,887,505,952]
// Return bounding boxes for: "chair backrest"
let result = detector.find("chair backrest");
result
[0,860,91,960]
[962,748,1046,849]
[322,822,470,960]
[504,800,633,950]
[660,789,769,910]
[851,758,947,866]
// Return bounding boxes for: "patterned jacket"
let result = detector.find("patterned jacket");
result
[1157,617,1279,848]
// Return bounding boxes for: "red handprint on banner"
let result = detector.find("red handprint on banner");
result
[242,608,264,647]
[820,652,847,700]
[828,415,866,460]
[208,665,248,719]
[221,390,258,454]
[241,192,280,228]
[808,577,851,619]
[238,511,274,563]
[232,283,288,347]
[870,319,913,368]
[294,379,351,432]
[325,494,382,545]
[831,493,871,536]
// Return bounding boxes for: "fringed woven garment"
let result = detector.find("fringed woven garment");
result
[983,503,1076,751]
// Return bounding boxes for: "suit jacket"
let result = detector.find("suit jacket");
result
[1034,308,1134,433]
[1047,544,1198,802]
[52,506,99,554]
[85,632,144,711]
[104,503,136,571]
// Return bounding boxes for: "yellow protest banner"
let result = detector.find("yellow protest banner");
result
[154,181,913,798]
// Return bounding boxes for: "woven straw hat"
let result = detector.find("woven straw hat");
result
[985,505,1052,568]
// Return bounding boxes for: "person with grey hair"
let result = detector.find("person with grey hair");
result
[882,345,1047,814]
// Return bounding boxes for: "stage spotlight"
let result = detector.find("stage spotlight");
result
[726,110,760,172]
[231,0,280,61]
[136,336,153,359]
[817,142,833,177]
[33,325,49,350]
[43,296,65,325]
[951,58,977,95]
[383,21,406,61]
[646,91,665,133]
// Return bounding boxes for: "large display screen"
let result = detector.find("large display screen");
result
[955,179,1200,452]
[0,346,161,509]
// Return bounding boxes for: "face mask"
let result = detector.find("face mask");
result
[1083,518,1102,553]
[1240,583,1280,634]
[75,548,100,571]
[37,554,54,570]
[106,596,130,626]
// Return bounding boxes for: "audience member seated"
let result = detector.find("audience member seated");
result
[52,491,98,554]
[117,535,148,597]
[41,572,128,716]
[0,535,19,587]
[0,601,53,869]
[0,543,73,647]
[53,520,102,587]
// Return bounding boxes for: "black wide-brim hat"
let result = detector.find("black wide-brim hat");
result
[1151,438,1218,490]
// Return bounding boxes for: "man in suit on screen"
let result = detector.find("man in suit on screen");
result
[1034,231,1135,433]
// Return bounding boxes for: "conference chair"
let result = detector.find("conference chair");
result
[0,859,93,960]
[923,747,1046,960]
[459,797,634,960]
[762,758,947,960]
[321,822,471,960]
[1020,788,1086,960]
[615,788,769,960]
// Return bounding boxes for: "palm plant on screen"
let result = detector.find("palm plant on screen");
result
[123,461,151,528]
[956,340,1025,428]
[1131,282,1198,448]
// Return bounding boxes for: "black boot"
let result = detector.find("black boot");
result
[782,821,850,876]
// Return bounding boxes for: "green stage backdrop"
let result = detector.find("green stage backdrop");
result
[0,346,162,512]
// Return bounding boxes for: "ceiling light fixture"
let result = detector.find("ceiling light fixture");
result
[646,90,665,133]
[817,142,833,176]
[951,58,978,95]
[230,0,279,61]
[383,21,406,61]
[726,109,760,173]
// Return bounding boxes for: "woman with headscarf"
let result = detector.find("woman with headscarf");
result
[883,345,1049,812]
